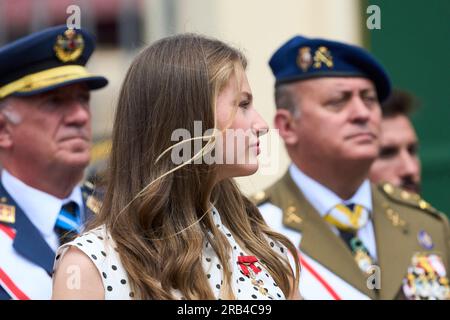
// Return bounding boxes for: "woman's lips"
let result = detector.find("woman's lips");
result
[250,140,260,155]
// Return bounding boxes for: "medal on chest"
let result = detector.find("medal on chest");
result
[237,255,275,299]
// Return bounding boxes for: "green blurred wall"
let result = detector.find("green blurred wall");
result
[364,0,450,215]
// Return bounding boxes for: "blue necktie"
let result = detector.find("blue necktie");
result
[54,201,81,245]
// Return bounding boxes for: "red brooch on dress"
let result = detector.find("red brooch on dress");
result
[237,256,261,277]
[237,255,274,299]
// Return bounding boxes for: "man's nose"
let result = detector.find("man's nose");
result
[399,149,420,177]
[64,100,91,126]
[349,97,372,123]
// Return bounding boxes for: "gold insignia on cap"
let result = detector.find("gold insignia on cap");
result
[0,204,15,224]
[296,46,312,72]
[54,29,84,63]
[1,197,7,203]
[86,195,101,215]
[313,46,333,69]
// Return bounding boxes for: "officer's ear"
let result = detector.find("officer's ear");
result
[0,100,15,149]
[274,108,300,146]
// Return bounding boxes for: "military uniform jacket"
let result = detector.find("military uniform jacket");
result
[255,171,450,300]
[0,181,100,300]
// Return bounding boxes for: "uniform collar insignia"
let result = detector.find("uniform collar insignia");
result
[0,203,15,224]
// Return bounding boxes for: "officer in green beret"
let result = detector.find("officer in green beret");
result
[254,35,450,300]
[0,25,106,299]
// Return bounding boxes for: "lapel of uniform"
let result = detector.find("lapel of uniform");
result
[276,172,377,299]
[0,183,55,275]
[372,184,411,300]
[13,207,55,276]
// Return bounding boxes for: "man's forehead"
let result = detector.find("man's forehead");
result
[294,77,377,92]
[381,115,418,142]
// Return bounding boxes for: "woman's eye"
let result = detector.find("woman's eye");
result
[239,100,250,109]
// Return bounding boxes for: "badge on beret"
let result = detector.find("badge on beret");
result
[313,46,333,69]
[417,230,434,250]
[296,46,312,72]
[0,204,15,224]
[54,29,84,63]
[402,253,450,300]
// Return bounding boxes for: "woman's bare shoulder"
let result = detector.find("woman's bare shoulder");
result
[52,246,104,300]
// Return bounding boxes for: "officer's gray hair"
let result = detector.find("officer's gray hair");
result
[0,98,22,124]
[274,83,301,118]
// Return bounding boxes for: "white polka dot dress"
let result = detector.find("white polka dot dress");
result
[53,207,290,300]
[205,207,287,300]
[54,227,134,300]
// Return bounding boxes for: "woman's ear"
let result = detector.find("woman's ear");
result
[274,109,299,146]
[0,112,14,149]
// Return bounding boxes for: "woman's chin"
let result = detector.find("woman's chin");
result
[215,161,260,180]
[233,163,259,178]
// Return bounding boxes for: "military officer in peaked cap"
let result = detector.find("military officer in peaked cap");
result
[0,25,105,299]
[254,35,450,300]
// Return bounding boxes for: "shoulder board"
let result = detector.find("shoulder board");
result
[81,180,102,215]
[378,182,443,218]
[81,180,95,193]
[249,190,270,206]
[0,196,16,225]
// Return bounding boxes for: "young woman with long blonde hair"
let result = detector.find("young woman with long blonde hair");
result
[52,34,300,300]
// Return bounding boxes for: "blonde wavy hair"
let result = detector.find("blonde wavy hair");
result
[89,34,300,299]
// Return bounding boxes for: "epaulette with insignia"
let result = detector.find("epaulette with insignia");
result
[250,190,270,206]
[378,183,442,218]
[81,180,102,215]
[0,196,16,225]
[82,180,95,192]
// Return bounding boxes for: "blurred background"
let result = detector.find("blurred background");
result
[0,0,449,214]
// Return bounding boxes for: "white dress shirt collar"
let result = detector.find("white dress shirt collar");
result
[289,164,372,217]
[2,169,84,236]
